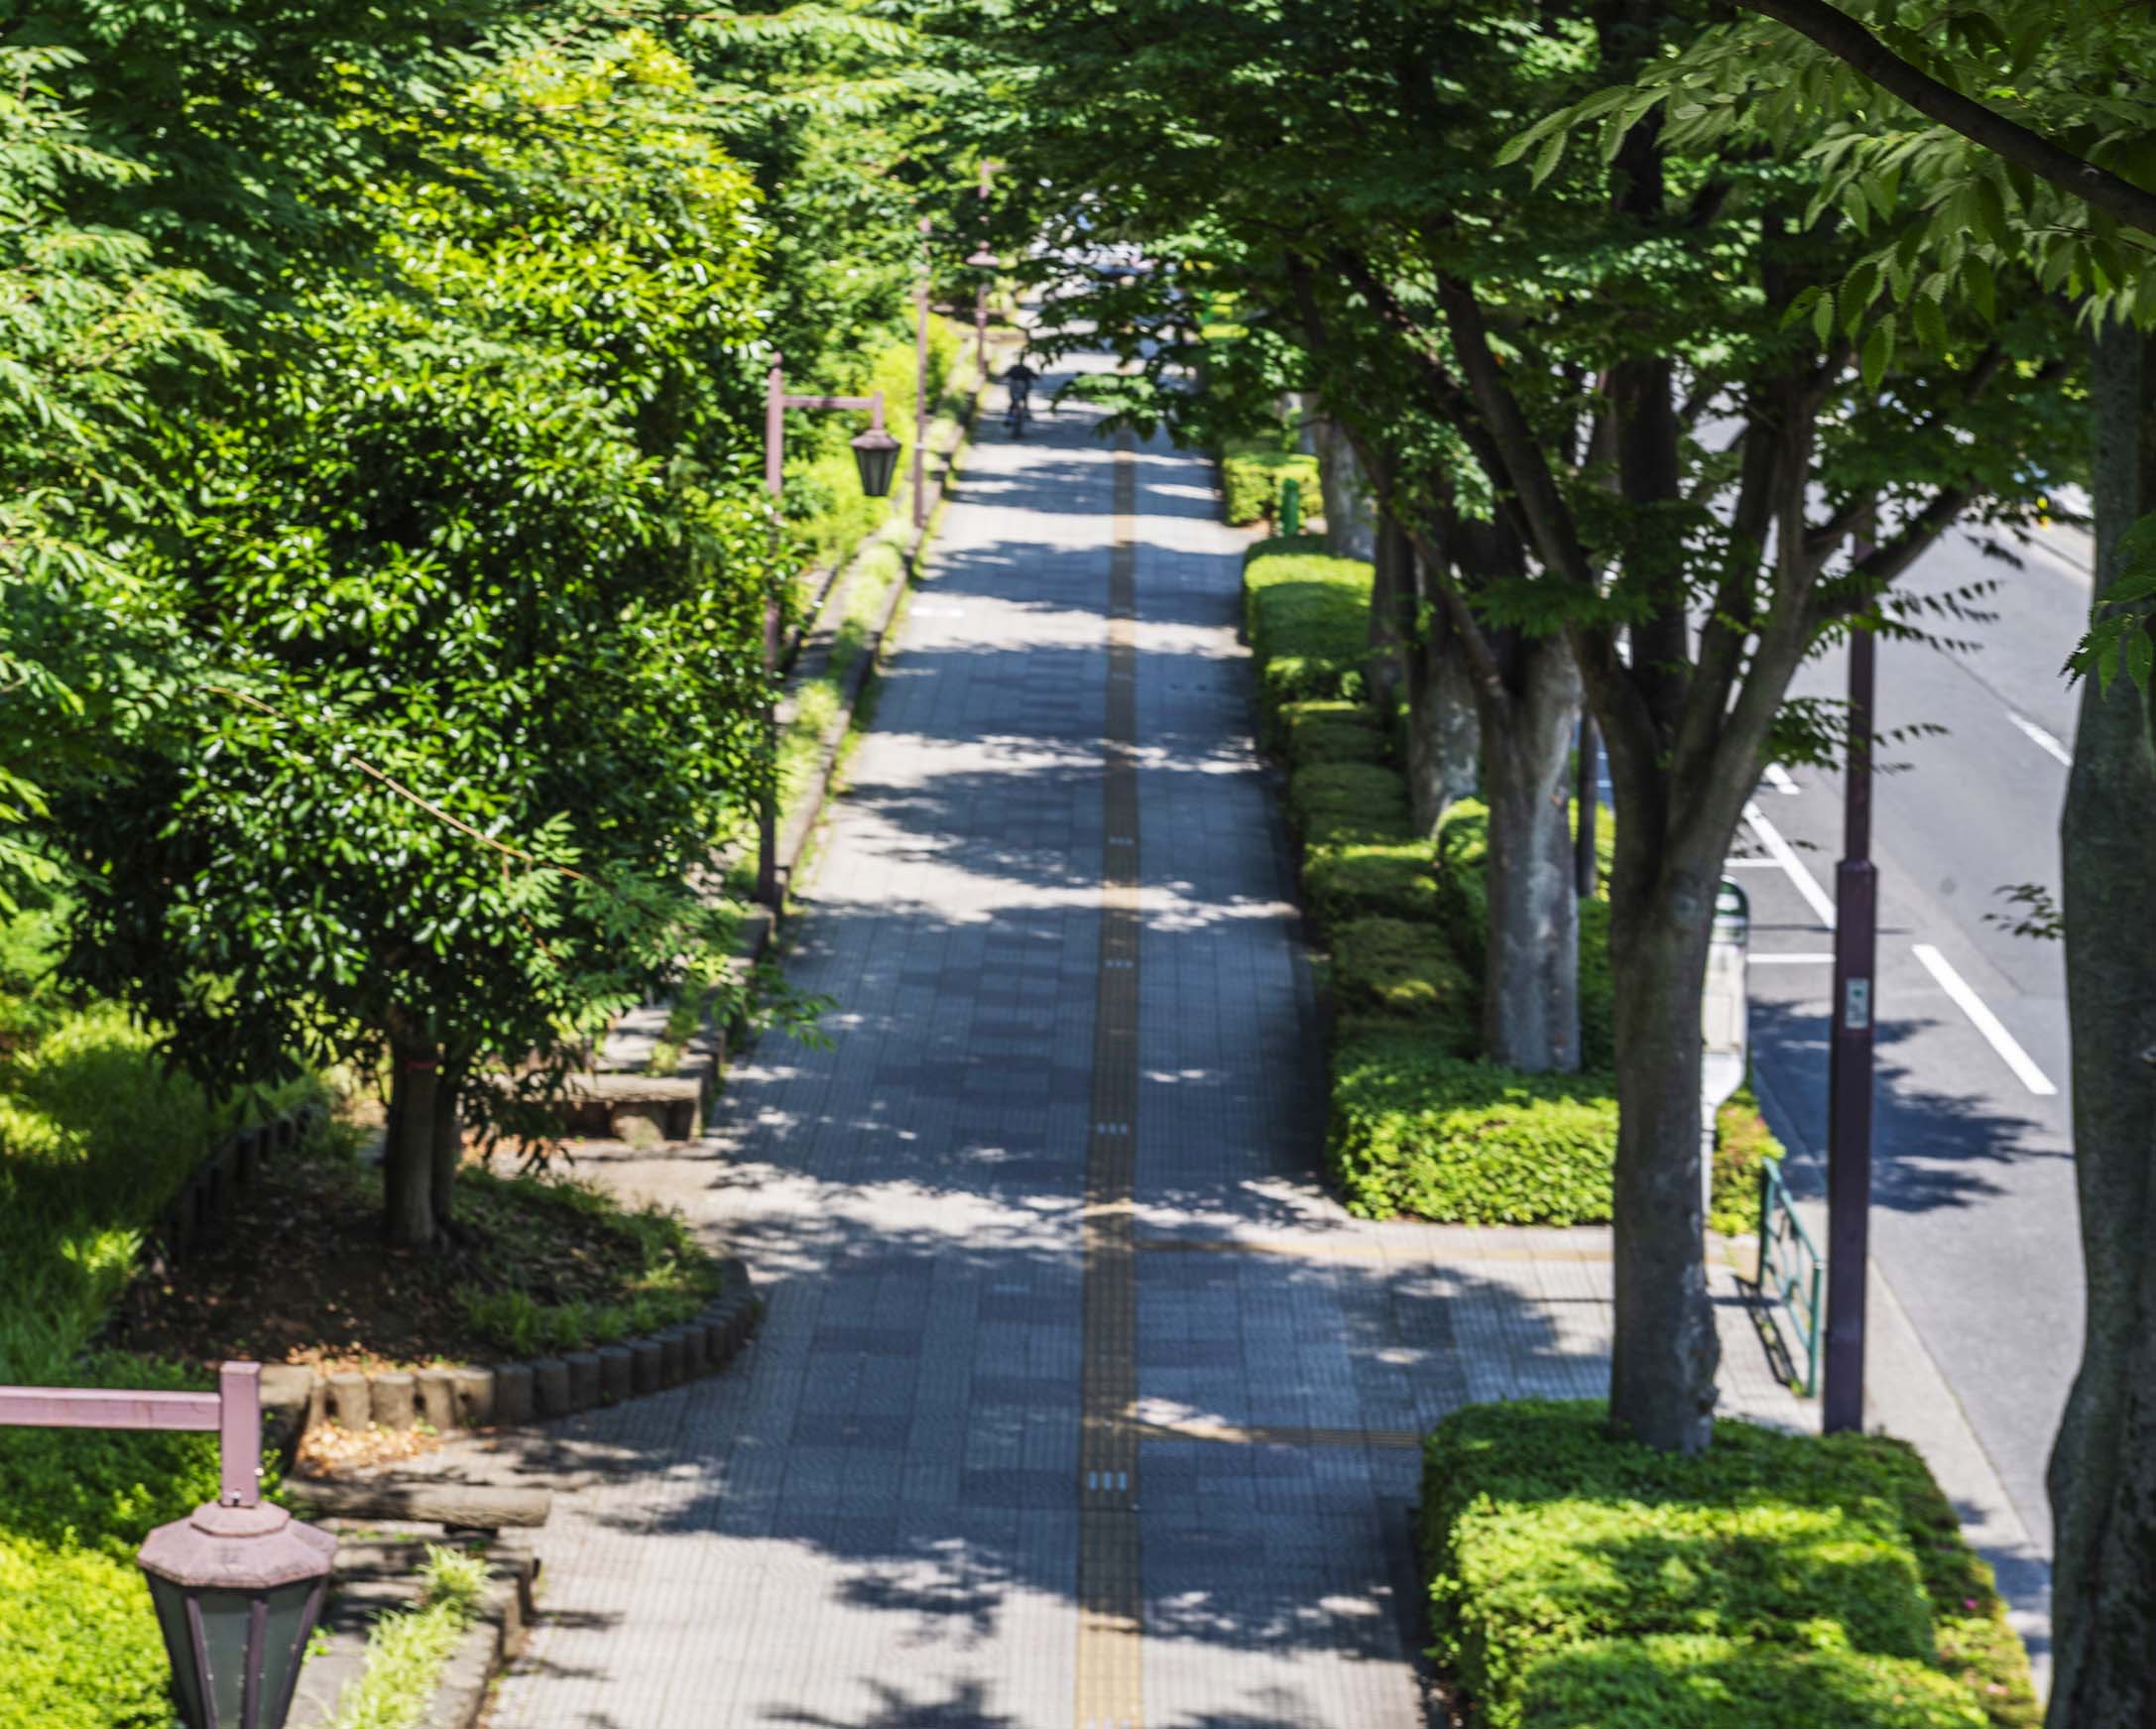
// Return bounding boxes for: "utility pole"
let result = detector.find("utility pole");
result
[1823,537,1878,1433]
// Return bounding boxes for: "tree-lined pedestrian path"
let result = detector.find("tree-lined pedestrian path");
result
[431,364,1803,1729]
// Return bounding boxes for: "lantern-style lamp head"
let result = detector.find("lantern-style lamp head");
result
[850,427,901,498]
[965,246,999,270]
[139,1499,336,1729]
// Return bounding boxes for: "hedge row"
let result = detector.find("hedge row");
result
[1220,442,1321,528]
[1421,1401,2038,1729]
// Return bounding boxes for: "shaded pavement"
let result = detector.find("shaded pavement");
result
[422,365,1804,1729]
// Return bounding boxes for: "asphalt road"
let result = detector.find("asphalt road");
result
[1728,520,2088,1567]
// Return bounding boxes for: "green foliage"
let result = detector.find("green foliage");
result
[321,1544,491,1729]
[1433,800,1492,974]
[59,33,777,1166]
[1221,443,1321,527]
[1288,763,1411,846]
[1303,842,1441,926]
[1329,1031,1620,1224]
[0,1353,236,1729]
[1286,708,1389,767]
[0,989,321,1382]
[1420,1401,2037,1729]
[1330,919,1477,1039]
[1713,1086,1784,1239]
[1243,547,1373,742]
[452,1167,720,1355]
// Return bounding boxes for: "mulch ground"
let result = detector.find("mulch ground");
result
[109,1141,642,1375]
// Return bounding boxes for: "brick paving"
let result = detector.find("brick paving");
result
[455,365,1807,1729]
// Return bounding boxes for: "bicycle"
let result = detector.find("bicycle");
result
[1005,389,1032,437]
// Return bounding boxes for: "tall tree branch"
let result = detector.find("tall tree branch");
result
[1734,0,2156,233]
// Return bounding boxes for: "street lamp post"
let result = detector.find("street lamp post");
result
[0,1361,336,1729]
[758,361,900,907]
[971,160,999,376]
[913,216,931,533]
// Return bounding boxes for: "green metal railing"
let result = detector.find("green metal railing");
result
[1755,1157,1825,1396]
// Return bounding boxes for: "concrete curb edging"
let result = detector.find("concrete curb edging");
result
[266,1257,765,1456]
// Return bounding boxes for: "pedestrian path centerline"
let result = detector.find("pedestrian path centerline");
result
[1076,432,1143,1729]
[1126,1418,1424,1451]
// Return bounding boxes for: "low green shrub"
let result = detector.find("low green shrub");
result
[0,1353,232,1729]
[1713,1085,1784,1237]
[1243,548,1373,740]
[1329,1030,1619,1223]
[1289,714,1388,767]
[1421,1401,2037,1729]
[1303,843,1441,927]
[1432,797,1491,968]
[1221,443,1320,526]
[1580,896,1615,1070]
[1330,919,1477,1040]
[1289,763,1410,847]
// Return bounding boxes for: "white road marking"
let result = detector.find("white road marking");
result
[1740,801,1839,930]
[1723,857,1784,869]
[2008,711,2074,767]
[1750,952,1836,965]
[1763,763,1801,795]
[1910,942,2059,1096]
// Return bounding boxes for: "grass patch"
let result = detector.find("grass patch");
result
[0,912,323,1729]
[1421,1401,2037,1729]
[322,1544,490,1729]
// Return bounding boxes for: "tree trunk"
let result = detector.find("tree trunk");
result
[428,1070,463,1234]
[1367,504,1407,716]
[1315,415,1377,559]
[2045,320,2156,1729]
[1605,856,1723,1453]
[384,1035,438,1248]
[1400,533,1480,835]
[1480,635,1583,1070]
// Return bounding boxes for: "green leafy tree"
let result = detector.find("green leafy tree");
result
[58,32,778,1248]
[1577,0,2156,1709]
[950,0,2079,1453]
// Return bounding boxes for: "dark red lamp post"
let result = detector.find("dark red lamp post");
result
[758,362,898,906]
[0,1361,335,1729]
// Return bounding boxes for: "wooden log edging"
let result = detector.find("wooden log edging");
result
[150,1098,330,1270]
[270,1256,763,1449]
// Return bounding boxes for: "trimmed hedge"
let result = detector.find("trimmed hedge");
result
[1288,762,1411,847]
[1222,443,1321,527]
[1330,919,1477,1046]
[1713,1085,1784,1237]
[1302,842,1441,926]
[1289,713,1389,767]
[1329,1028,1619,1223]
[1421,1401,2037,1729]
[1244,546,1373,741]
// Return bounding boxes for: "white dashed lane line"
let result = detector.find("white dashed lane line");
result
[1910,943,2060,1097]
[1739,800,1839,929]
[2007,711,2074,768]
[1762,762,1801,795]
[1734,791,2059,1097]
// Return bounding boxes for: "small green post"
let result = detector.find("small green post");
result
[1279,476,1302,538]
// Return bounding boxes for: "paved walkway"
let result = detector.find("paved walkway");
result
[451,365,1803,1729]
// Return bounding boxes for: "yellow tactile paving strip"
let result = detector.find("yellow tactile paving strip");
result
[1076,433,1144,1729]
